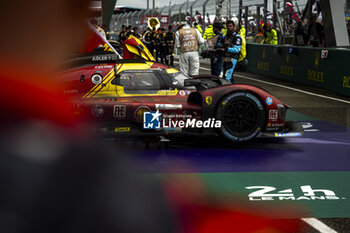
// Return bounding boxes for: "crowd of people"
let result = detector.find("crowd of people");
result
[254,16,325,47]
[112,20,249,83]
[294,16,325,47]
[92,15,326,83]
[116,24,176,67]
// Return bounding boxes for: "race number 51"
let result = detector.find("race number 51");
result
[321,50,328,59]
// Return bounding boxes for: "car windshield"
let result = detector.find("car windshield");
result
[119,72,160,90]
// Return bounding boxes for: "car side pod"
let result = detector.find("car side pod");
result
[259,121,305,138]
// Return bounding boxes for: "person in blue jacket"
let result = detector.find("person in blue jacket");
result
[218,20,242,83]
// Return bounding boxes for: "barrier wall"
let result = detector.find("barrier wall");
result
[246,43,350,97]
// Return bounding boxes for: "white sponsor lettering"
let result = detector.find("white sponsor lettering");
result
[92,56,114,61]
[155,104,183,110]
[246,185,342,201]
[269,110,278,120]
[95,65,113,69]
[162,118,222,129]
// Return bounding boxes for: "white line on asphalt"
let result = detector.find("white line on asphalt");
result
[302,218,338,233]
[195,65,350,105]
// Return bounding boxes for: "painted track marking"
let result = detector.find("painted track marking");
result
[302,218,338,233]
[174,61,343,232]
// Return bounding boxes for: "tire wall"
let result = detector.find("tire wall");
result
[246,43,350,97]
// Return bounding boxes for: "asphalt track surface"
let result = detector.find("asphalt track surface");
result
[115,61,350,232]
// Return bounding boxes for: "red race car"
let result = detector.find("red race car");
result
[59,22,303,142]
[61,53,304,142]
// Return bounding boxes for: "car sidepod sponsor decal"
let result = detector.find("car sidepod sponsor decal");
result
[115,127,131,132]
[155,104,183,110]
[269,110,278,120]
[91,105,104,117]
[274,132,302,137]
[266,97,273,105]
[113,105,126,118]
[134,106,151,122]
[205,96,213,105]
[179,90,186,96]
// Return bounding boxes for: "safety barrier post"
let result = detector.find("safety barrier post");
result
[110,15,116,32]
[203,0,210,28]
[244,6,248,24]
[130,12,135,25]
[144,9,151,28]
[131,11,138,26]
[136,10,144,31]
[227,0,231,20]
[168,5,172,27]
[257,6,260,28]
[150,9,155,18]
[120,13,126,26]
[179,2,186,23]
[264,0,268,24]
[190,1,197,27]
[159,6,167,27]
[239,0,242,20]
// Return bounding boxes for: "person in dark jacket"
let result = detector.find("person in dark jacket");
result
[294,21,308,46]
[307,16,325,47]
[217,20,242,83]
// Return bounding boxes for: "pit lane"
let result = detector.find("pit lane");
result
[113,63,350,232]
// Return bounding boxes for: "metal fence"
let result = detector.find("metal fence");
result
[107,0,308,33]
[109,0,216,33]
[110,0,306,31]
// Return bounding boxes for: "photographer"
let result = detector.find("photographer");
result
[217,20,242,83]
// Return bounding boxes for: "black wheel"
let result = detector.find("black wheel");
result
[216,92,265,142]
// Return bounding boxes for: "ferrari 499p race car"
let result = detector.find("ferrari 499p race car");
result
[59,22,303,142]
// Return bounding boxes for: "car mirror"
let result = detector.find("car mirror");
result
[111,74,120,85]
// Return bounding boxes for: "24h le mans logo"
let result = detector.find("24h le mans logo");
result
[246,185,345,201]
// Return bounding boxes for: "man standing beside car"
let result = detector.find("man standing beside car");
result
[218,20,242,83]
[207,23,224,76]
[175,23,204,76]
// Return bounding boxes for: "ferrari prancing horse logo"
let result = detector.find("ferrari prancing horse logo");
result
[206,96,213,105]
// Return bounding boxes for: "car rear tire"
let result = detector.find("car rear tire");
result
[216,92,265,142]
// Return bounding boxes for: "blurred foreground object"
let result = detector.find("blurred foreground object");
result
[0,1,175,233]
[0,1,305,233]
